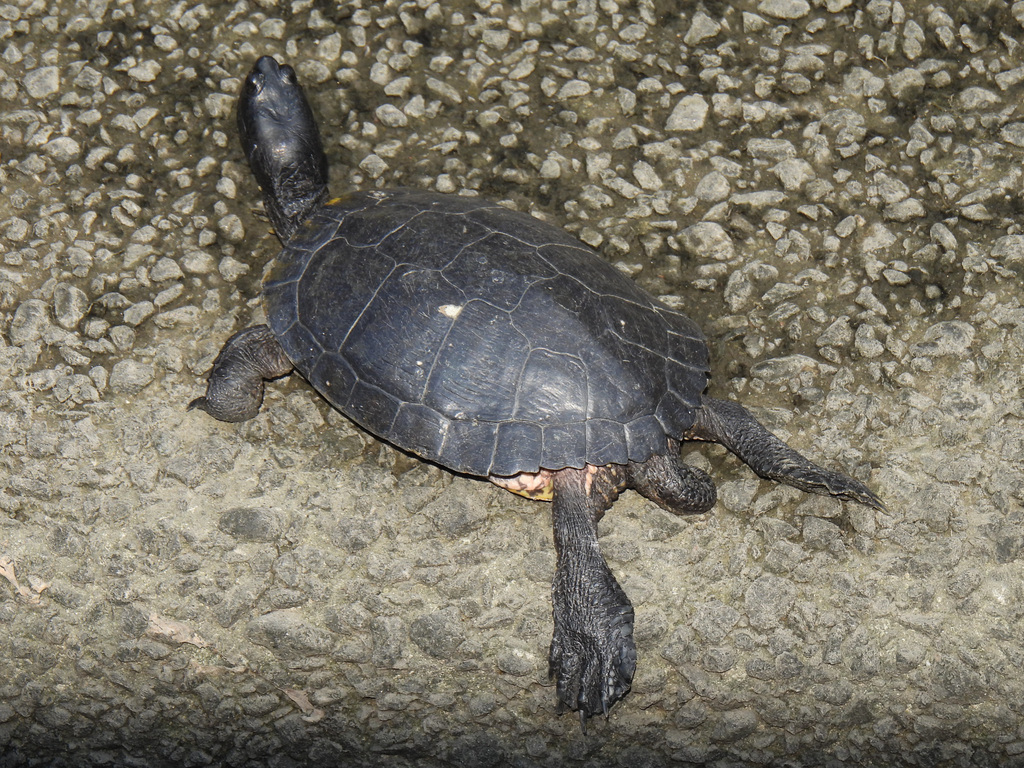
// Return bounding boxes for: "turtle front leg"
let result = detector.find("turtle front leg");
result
[548,467,636,728]
[693,396,885,510]
[189,325,293,422]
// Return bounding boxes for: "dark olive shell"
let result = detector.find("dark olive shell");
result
[264,188,708,477]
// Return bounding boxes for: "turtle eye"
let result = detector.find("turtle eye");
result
[248,71,265,94]
[280,65,297,85]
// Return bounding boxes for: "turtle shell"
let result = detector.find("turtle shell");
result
[263,188,709,477]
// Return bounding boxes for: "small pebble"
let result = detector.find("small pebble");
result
[757,0,810,19]
[376,104,408,127]
[53,284,90,330]
[888,68,926,100]
[44,137,81,163]
[217,214,245,243]
[666,94,708,132]
[957,87,1000,111]
[9,299,51,345]
[150,257,184,282]
[127,60,161,82]
[24,66,59,98]
[695,171,730,201]
[109,360,154,393]
[685,12,722,45]
[123,301,155,327]
[771,158,814,190]
[855,323,885,358]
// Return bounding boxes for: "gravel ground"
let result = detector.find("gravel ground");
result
[3,0,1024,766]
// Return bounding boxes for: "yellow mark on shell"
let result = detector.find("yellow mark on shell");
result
[491,471,555,501]
[508,484,554,501]
[439,304,463,319]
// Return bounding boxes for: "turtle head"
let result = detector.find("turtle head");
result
[238,56,329,244]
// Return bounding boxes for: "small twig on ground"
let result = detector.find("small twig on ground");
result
[0,556,47,604]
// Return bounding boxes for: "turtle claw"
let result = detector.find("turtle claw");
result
[828,475,887,512]
[794,464,887,513]
[548,599,636,730]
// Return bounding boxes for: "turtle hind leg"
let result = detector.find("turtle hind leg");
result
[693,396,885,511]
[548,467,636,727]
[627,445,717,515]
[188,325,293,423]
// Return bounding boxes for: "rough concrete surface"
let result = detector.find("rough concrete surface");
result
[2,0,1024,766]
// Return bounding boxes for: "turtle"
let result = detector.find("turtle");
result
[190,55,884,726]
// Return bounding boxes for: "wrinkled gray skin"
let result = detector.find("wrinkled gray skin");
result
[190,56,884,728]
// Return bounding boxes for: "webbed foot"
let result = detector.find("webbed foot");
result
[549,582,636,726]
[189,325,293,422]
